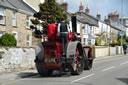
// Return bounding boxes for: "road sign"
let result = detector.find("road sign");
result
[119,31,125,36]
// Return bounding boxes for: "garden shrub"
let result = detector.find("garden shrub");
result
[0,33,16,47]
[117,38,126,46]
[110,40,118,47]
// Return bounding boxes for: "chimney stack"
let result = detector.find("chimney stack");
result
[96,11,101,20]
[85,4,90,14]
[60,0,68,12]
[108,11,119,22]
[79,1,84,12]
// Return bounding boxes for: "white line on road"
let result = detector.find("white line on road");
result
[71,73,95,83]
[102,66,116,72]
[120,62,128,65]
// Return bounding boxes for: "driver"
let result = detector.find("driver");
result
[57,18,70,55]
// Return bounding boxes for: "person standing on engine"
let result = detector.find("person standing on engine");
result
[58,18,70,55]
[48,20,57,41]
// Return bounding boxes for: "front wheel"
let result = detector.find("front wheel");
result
[84,51,94,70]
[36,63,53,76]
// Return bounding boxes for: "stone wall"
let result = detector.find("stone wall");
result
[0,47,35,73]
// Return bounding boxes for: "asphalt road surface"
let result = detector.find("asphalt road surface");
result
[2,55,128,85]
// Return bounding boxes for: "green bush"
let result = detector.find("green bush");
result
[126,37,128,42]
[96,38,106,46]
[110,40,118,46]
[117,38,126,46]
[96,38,101,46]
[0,33,16,47]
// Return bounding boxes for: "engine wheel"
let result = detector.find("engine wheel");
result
[71,48,84,75]
[84,51,93,70]
[84,60,93,70]
[36,63,53,76]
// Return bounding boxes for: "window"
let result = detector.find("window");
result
[0,8,5,25]
[26,35,31,46]
[12,32,18,40]
[0,32,4,37]
[26,16,30,28]
[90,26,94,35]
[12,11,17,26]
[83,38,86,43]
[83,24,88,34]
[126,20,128,26]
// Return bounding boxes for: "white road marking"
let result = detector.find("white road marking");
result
[120,62,128,65]
[71,73,95,83]
[102,66,115,72]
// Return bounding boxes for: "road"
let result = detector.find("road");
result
[1,55,128,85]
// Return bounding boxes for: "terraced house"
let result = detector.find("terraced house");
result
[0,0,35,47]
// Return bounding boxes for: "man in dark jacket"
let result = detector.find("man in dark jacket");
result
[57,18,70,55]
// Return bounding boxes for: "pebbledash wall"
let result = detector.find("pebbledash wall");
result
[94,46,123,57]
[0,47,35,73]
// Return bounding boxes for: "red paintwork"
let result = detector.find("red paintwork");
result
[43,42,62,70]
[48,24,57,41]
[75,49,79,68]
[68,32,78,42]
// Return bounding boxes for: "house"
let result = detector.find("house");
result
[120,17,128,36]
[76,12,98,45]
[104,11,125,40]
[96,12,122,44]
[75,2,99,45]
[76,2,122,45]
[0,0,35,47]
[23,0,44,12]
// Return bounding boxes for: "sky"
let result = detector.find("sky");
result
[57,0,128,20]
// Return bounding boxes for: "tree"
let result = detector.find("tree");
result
[0,33,16,47]
[30,0,68,37]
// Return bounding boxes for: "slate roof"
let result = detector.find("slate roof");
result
[0,0,36,15]
[76,12,123,32]
[111,22,124,31]
[0,0,16,10]
[7,0,36,15]
[76,12,98,27]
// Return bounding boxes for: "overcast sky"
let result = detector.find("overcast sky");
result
[57,0,128,20]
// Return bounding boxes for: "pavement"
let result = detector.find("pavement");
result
[94,54,124,61]
[0,54,126,85]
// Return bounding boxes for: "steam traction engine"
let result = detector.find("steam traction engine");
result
[35,14,95,76]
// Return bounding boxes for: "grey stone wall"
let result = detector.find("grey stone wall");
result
[0,47,35,73]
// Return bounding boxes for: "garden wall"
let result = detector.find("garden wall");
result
[0,47,35,73]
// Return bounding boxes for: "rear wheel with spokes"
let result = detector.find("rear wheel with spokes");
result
[84,50,93,70]
[71,48,84,75]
